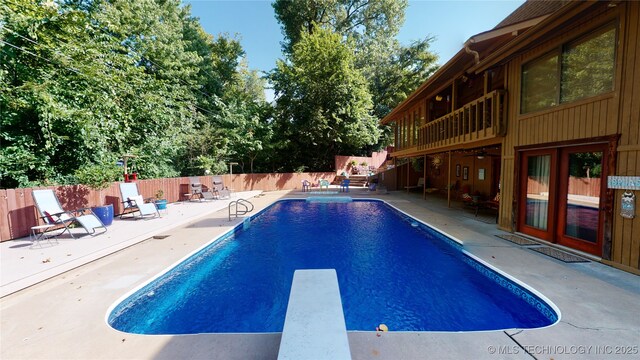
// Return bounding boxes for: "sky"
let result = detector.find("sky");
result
[186,0,525,100]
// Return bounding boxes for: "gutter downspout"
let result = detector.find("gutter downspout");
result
[464,39,480,65]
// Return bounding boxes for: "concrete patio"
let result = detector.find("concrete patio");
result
[1,189,638,359]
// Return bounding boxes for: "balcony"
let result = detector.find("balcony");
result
[392,90,507,157]
[418,90,506,152]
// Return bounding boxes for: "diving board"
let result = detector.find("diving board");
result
[277,269,352,360]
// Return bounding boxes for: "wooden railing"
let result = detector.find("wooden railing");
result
[418,90,507,151]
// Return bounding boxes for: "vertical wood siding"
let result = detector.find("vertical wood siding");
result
[612,1,640,270]
[499,2,640,270]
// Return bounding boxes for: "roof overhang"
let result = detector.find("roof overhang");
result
[379,2,600,126]
[380,17,546,125]
[468,1,600,74]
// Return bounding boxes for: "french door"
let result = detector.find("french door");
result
[518,144,607,256]
[518,150,557,241]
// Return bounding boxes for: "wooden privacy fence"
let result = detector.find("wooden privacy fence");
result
[334,150,388,175]
[0,172,334,242]
[527,176,601,197]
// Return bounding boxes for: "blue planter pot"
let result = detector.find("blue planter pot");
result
[155,199,167,210]
[91,204,114,226]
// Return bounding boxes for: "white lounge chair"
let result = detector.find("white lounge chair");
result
[32,189,107,238]
[118,182,160,219]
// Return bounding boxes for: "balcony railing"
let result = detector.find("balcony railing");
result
[417,89,507,151]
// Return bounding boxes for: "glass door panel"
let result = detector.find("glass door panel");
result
[557,144,606,256]
[563,151,602,243]
[525,155,551,231]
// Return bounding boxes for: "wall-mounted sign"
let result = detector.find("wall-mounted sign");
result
[621,191,635,219]
[607,176,640,190]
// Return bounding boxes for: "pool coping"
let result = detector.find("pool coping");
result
[105,197,560,335]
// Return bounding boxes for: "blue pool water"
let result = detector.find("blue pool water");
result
[108,200,558,334]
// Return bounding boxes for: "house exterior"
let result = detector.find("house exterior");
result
[380,0,640,274]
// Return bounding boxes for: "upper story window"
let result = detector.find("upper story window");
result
[521,24,616,114]
[521,53,559,113]
[561,26,616,103]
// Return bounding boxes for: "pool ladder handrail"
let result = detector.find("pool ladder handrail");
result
[229,198,254,221]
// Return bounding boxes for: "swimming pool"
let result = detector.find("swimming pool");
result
[107,199,559,334]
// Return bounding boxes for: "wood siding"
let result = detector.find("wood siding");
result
[0,172,336,242]
[613,1,640,271]
[500,2,640,271]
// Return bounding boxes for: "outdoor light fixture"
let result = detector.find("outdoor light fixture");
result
[229,162,239,175]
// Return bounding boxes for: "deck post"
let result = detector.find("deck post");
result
[423,154,427,199]
[406,158,410,192]
[447,150,452,208]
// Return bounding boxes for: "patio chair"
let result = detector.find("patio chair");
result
[188,176,204,201]
[118,182,160,219]
[319,179,330,191]
[460,189,484,217]
[32,189,107,238]
[301,180,311,192]
[212,175,231,199]
[483,192,500,210]
[340,179,350,193]
[481,192,500,223]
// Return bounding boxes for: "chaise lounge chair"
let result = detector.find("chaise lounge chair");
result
[32,189,107,238]
[404,177,424,191]
[212,175,231,199]
[188,176,204,201]
[118,182,160,219]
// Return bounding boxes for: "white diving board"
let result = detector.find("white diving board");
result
[277,269,352,360]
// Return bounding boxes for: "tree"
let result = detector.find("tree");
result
[0,0,266,187]
[270,27,380,171]
[273,0,406,53]
[272,0,438,155]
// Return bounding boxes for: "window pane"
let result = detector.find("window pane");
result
[561,27,616,103]
[564,151,602,243]
[521,54,559,113]
[525,155,551,230]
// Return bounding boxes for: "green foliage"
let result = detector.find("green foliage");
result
[271,0,439,166]
[410,157,424,172]
[273,0,406,53]
[2,0,436,185]
[1,0,272,188]
[270,27,380,170]
[75,162,120,190]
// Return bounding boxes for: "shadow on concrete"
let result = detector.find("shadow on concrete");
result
[152,333,281,360]
[186,217,242,229]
